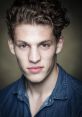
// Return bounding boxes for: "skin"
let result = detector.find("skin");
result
[8,24,63,83]
[8,24,63,116]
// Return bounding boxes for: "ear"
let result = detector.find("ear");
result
[8,39,15,55]
[56,36,64,54]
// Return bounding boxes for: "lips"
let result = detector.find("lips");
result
[27,66,44,73]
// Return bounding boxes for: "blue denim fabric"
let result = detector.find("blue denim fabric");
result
[0,64,82,117]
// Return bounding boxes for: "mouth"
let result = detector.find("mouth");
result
[27,66,44,74]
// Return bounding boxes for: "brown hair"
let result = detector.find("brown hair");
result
[6,0,70,40]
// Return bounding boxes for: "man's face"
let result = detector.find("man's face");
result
[8,24,63,83]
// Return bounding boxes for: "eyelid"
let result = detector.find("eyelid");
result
[39,41,52,47]
[16,42,30,47]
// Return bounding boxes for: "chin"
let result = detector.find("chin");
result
[25,73,47,84]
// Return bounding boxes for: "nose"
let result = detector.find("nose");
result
[28,47,41,64]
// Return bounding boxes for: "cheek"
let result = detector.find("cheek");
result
[41,47,56,65]
[42,49,55,61]
[14,50,27,66]
[14,48,27,60]
[42,53,55,69]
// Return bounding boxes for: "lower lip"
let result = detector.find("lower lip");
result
[27,67,43,73]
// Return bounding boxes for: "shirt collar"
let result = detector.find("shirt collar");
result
[12,76,27,101]
[51,64,68,100]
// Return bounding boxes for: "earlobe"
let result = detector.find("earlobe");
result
[8,39,15,55]
[56,37,64,54]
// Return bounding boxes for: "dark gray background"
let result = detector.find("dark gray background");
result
[0,0,82,89]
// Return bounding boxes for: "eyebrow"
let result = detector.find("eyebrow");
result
[15,39,54,45]
[38,40,54,45]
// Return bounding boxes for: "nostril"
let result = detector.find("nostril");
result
[29,59,40,64]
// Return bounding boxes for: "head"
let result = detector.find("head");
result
[7,0,70,83]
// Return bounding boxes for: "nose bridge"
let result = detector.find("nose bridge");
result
[28,46,40,63]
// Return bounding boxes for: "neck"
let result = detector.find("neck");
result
[26,64,59,98]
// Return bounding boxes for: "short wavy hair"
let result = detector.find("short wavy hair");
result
[6,0,70,41]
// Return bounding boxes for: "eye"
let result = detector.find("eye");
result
[40,43,51,49]
[16,43,30,49]
[18,44,27,48]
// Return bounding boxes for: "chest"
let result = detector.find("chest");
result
[3,99,79,117]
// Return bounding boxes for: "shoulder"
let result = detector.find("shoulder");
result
[58,64,82,99]
[66,73,82,97]
[0,78,21,108]
[0,78,19,95]
[58,64,82,96]
[0,76,26,116]
[64,71,82,110]
[66,74,82,113]
[59,65,82,113]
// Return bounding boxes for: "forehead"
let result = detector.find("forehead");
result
[14,24,55,43]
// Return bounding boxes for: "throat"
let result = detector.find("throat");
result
[28,93,49,117]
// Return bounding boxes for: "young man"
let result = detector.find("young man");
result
[0,0,82,117]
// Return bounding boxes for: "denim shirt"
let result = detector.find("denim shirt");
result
[0,64,82,117]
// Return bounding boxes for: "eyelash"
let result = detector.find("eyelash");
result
[18,44,29,48]
[40,43,51,48]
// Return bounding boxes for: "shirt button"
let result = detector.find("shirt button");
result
[45,102,48,106]
[49,99,52,102]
